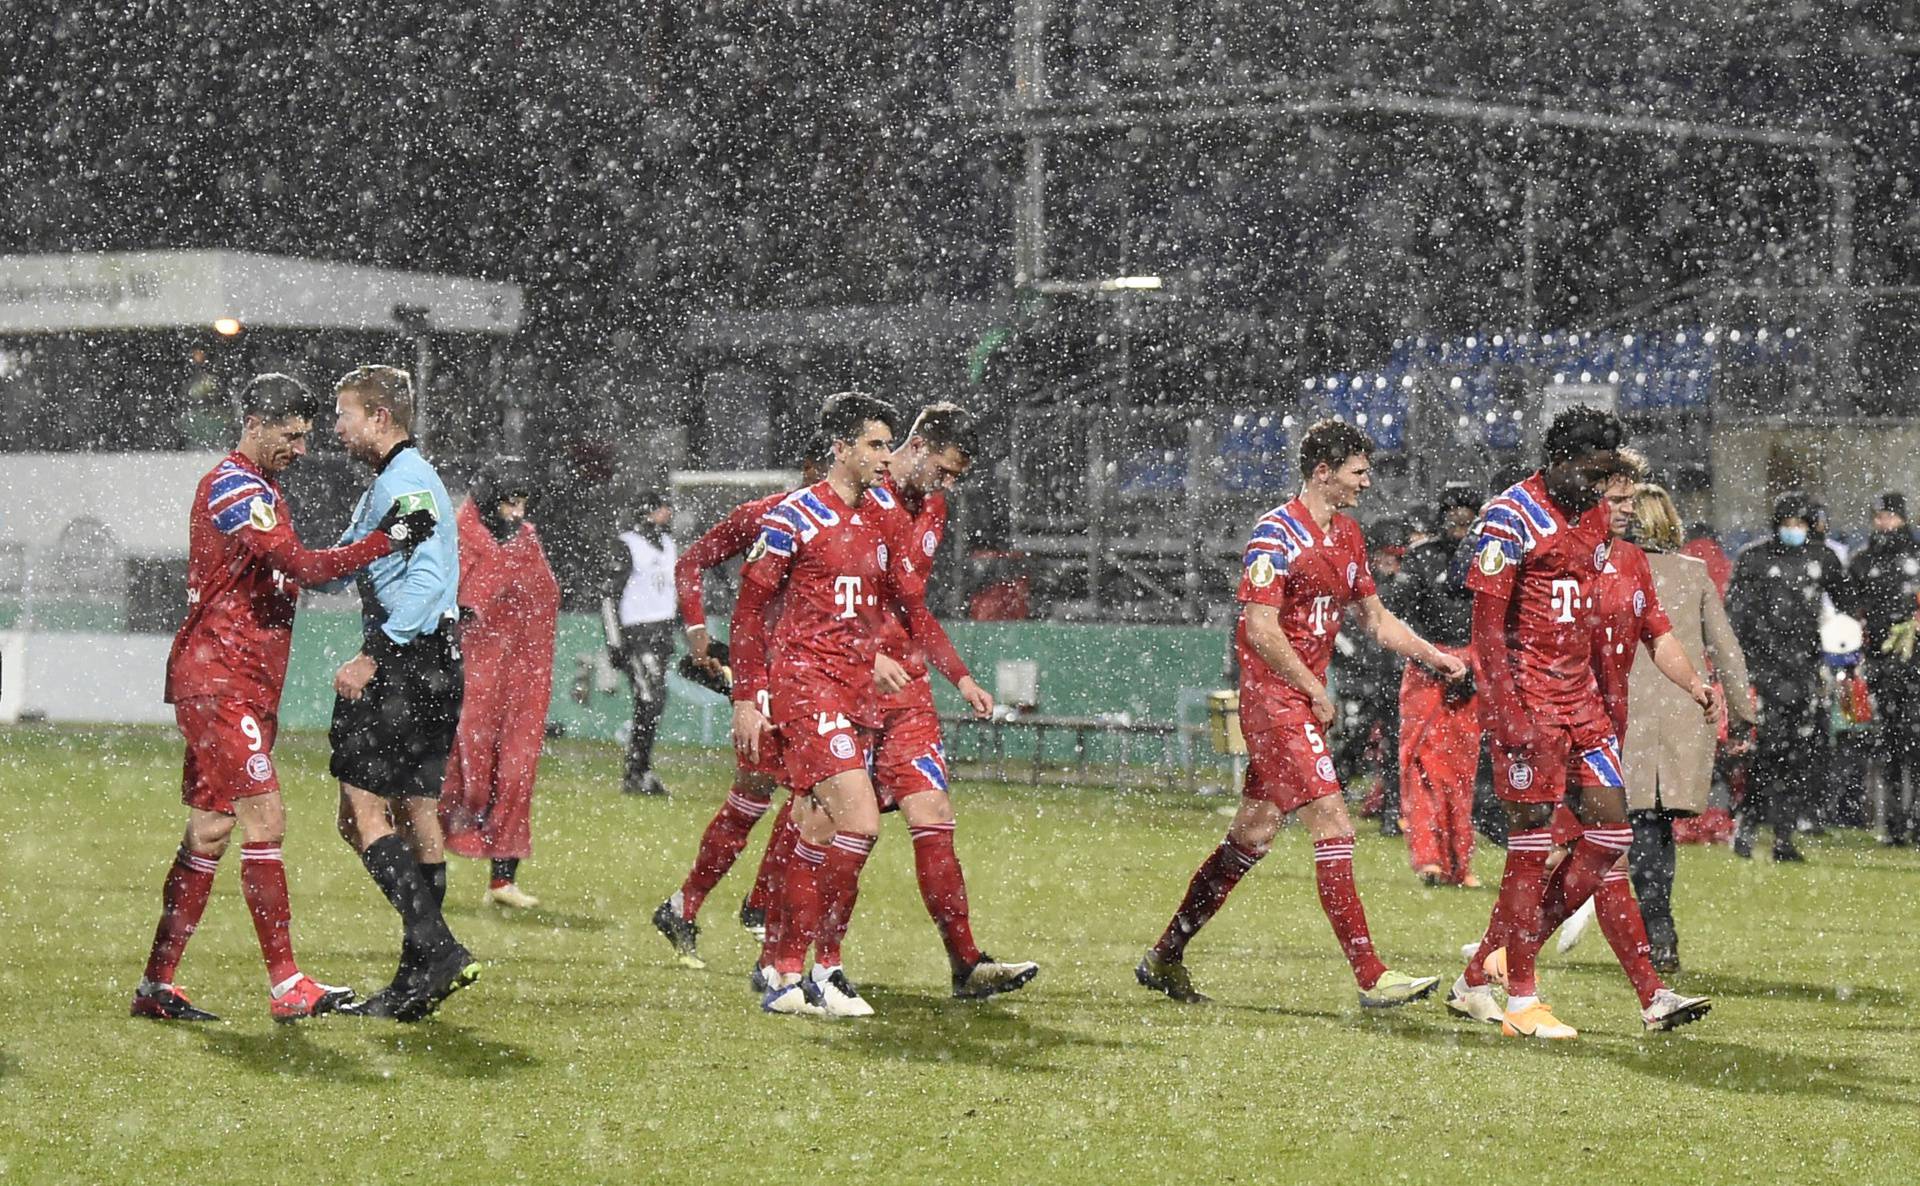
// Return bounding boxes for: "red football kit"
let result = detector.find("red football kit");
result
[166,452,391,812]
[1235,497,1375,813]
[865,480,970,806]
[674,490,787,632]
[1467,472,1624,803]
[731,479,916,791]
[1590,539,1672,741]
[676,489,792,778]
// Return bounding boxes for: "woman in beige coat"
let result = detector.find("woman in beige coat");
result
[1621,486,1756,972]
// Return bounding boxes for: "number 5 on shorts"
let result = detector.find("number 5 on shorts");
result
[1303,722,1325,754]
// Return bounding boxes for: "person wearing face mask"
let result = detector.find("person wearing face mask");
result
[1846,493,1920,845]
[606,486,679,796]
[1726,491,1848,861]
[439,457,561,908]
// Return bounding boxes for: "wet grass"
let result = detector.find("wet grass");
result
[1,722,1917,1185]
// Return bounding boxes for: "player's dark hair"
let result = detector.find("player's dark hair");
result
[1298,418,1374,480]
[1542,404,1625,467]
[907,401,978,459]
[240,373,319,424]
[335,364,416,432]
[820,390,899,447]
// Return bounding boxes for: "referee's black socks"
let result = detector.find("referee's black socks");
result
[361,835,456,962]
[419,861,447,911]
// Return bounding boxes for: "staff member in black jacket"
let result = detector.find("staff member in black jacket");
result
[1727,491,1848,862]
[1846,492,1920,845]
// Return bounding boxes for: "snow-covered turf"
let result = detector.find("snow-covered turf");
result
[3,723,1915,1185]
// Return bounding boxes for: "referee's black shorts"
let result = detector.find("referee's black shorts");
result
[330,625,463,799]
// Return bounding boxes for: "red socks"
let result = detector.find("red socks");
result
[1151,838,1263,962]
[1312,836,1388,990]
[769,839,828,976]
[749,798,798,917]
[1596,868,1665,1007]
[1550,826,1631,931]
[239,842,300,987]
[142,847,219,985]
[677,785,774,920]
[1468,827,1551,993]
[910,822,981,970]
[813,833,876,969]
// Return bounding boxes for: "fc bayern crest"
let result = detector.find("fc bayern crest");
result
[1633,589,1646,616]
[1346,562,1358,588]
[1315,755,1337,783]
[1593,542,1610,570]
[922,529,939,557]
[1508,762,1534,790]
[246,753,274,782]
[876,543,888,570]
[829,733,856,760]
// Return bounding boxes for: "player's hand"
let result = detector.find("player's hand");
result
[1697,681,1725,728]
[873,652,910,696]
[1431,649,1469,682]
[732,701,771,763]
[375,502,438,554]
[1309,687,1336,727]
[334,653,377,701]
[957,675,994,718]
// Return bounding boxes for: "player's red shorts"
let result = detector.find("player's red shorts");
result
[175,697,281,814]
[778,712,875,793]
[1490,699,1622,805]
[872,703,949,811]
[1242,718,1342,813]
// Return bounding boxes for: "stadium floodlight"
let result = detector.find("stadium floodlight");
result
[213,318,241,336]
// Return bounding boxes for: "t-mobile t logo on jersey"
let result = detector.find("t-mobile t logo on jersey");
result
[1550,578,1583,623]
[1308,595,1335,636]
[834,575,863,619]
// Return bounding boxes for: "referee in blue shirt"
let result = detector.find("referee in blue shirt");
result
[326,365,479,1020]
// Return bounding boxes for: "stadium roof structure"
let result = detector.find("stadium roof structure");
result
[0,249,523,336]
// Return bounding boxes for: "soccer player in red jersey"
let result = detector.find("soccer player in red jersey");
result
[1556,468,1717,1028]
[1137,419,1464,1008]
[728,392,960,1017]
[793,403,1037,1009]
[649,441,826,967]
[1445,408,1712,1039]
[133,374,433,1023]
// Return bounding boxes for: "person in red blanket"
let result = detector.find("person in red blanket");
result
[439,457,560,909]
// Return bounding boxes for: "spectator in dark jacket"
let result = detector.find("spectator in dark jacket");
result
[1726,492,1848,862]
[1846,492,1920,845]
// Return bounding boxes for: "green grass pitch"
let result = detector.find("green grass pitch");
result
[1,723,1916,1185]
